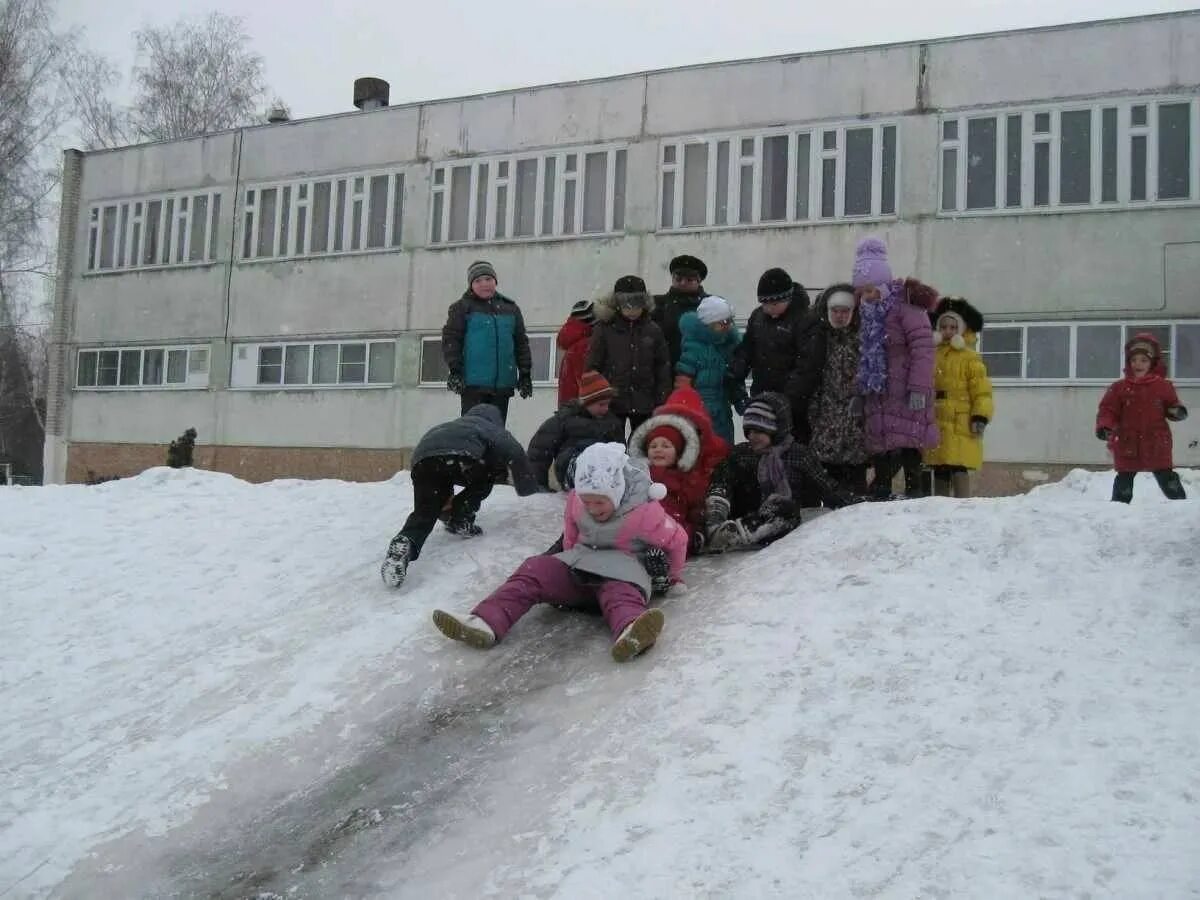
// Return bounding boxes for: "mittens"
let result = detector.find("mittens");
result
[907,391,927,411]
[1096,427,1113,441]
[446,372,465,395]
[516,371,533,399]
[1166,405,1188,422]
[970,416,988,435]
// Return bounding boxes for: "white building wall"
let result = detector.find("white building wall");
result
[52,11,1200,483]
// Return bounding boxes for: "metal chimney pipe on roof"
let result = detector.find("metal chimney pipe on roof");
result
[354,77,390,111]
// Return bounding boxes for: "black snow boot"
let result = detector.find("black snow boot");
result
[381,535,413,588]
[445,515,483,537]
[642,546,671,596]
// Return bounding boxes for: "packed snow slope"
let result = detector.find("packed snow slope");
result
[1,468,1198,899]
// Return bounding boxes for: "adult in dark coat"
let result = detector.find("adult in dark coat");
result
[703,392,860,551]
[441,260,533,423]
[652,254,709,369]
[728,267,816,439]
[527,372,625,489]
[586,276,672,435]
[381,405,538,588]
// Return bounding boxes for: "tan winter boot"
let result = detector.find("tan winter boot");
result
[611,609,665,662]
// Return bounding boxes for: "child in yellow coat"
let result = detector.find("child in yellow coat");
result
[923,298,994,497]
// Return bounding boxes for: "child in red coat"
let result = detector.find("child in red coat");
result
[1096,333,1188,502]
[556,299,595,405]
[629,386,730,552]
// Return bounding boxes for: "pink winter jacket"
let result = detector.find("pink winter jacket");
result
[559,491,688,596]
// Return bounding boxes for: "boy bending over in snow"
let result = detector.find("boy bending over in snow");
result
[433,442,687,662]
[381,404,538,587]
[704,393,863,552]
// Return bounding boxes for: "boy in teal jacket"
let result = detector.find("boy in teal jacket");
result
[441,260,533,423]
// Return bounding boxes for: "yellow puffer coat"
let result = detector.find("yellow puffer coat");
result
[923,333,994,470]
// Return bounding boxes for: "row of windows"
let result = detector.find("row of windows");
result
[941,98,1199,213]
[430,147,627,243]
[76,346,211,389]
[660,122,898,229]
[980,321,1200,382]
[82,93,1200,274]
[74,322,1200,391]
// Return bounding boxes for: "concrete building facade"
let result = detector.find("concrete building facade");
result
[46,12,1200,492]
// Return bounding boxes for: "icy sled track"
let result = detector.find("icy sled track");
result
[1,468,1197,898]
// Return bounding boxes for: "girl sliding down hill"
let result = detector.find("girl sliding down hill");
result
[432,442,688,662]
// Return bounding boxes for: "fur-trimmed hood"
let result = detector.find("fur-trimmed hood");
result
[629,412,702,472]
[931,297,983,349]
[813,283,858,327]
[591,291,618,323]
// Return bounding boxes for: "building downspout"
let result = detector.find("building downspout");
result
[42,149,84,484]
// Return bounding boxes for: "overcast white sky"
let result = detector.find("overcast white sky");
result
[58,0,1198,119]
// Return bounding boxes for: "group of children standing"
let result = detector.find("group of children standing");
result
[384,236,1189,664]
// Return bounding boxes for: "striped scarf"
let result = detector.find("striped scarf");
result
[857,286,897,395]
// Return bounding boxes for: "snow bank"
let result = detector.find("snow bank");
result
[1,468,1197,898]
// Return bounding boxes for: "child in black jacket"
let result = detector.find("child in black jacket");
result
[703,393,862,551]
[381,404,538,587]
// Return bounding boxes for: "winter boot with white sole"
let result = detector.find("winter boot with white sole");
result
[611,608,665,662]
[380,535,413,588]
[432,610,497,649]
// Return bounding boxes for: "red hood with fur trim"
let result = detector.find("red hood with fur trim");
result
[1123,332,1167,378]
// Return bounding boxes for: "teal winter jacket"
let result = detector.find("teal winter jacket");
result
[441,292,531,392]
[676,311,744,444]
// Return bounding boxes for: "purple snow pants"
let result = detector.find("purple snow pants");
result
[472,555,647,641]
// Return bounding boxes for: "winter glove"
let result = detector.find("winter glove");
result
[641,546,672,596]
[759,493,797,520]
[970,416,988,435]
[907,391,927,411]
[704,494,731,529]
[849,396,864,418]
[1166,405,1188,422]
[446,372,465,395]
[1095,426,1113,441]
[516,371,534,399]
[733,394,751,415]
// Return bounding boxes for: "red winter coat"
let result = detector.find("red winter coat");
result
[628,385,731,537]
[557,318,593,405]
[1097,356,1182,473]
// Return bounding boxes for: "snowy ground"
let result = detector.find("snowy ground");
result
[1,467,1197,898]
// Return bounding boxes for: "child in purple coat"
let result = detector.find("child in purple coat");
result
[851,237,940,498]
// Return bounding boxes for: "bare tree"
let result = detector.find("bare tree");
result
[131,12,268,143]
[0,0,73,479]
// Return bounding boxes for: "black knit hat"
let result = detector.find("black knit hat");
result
[669,255,708,281]
[757,267,794,303]
[932,297,984,334]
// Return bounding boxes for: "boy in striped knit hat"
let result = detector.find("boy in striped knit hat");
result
[703,393,864,551]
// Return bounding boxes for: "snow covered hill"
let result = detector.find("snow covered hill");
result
[1,468,1197,898]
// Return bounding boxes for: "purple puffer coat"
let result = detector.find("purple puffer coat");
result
[862,279,939,454]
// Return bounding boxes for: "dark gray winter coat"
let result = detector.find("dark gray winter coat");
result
[585,314,672,417]
[527,402,625,488]
[411,405,538,495]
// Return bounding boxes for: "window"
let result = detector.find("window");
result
[419,334,557,386]
[430,145,627,244]
[659,121,898,229]
[940,96,1200,213]
[241,170,404,261]
[85,190,221,272]
[76,345,210,389]
[232,340,395,388]
[980,321,1197,383]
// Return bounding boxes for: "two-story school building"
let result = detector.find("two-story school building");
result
[44,10,1200,492]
